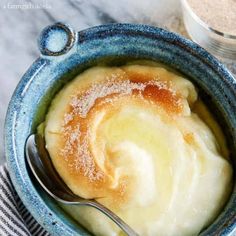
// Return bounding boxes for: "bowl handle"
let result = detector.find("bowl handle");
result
[38,22,76,56]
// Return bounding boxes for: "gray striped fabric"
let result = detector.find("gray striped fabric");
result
[0,165,49,236]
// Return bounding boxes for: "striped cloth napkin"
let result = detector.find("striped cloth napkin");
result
[0,165,49,236]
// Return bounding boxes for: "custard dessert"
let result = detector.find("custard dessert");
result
[44,63,232,236]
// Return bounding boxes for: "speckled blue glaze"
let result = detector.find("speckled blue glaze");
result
[4,23,236,236]
[38,22,76,56]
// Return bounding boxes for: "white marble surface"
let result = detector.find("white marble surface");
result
[0,0,235,164]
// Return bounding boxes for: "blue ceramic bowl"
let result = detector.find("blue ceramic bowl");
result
[5,23,236,235]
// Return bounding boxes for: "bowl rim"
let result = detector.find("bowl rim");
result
[4,23,236,236]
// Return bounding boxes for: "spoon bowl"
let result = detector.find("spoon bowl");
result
[25,134,139,236]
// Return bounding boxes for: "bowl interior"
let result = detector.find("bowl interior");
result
[6,24,236,236]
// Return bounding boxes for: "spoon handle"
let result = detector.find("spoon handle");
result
[26,134,139,235]
[85,200,139,236]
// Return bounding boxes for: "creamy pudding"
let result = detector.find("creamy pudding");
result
[44,62,232,236]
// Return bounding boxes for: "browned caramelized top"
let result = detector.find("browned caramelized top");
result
[54,68,184,207]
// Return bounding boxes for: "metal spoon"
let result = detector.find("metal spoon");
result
[25,134,139,236]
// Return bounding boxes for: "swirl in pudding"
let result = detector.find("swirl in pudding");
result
[44,63,232,236]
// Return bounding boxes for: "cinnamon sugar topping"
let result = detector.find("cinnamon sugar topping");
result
[60,72,183,181]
